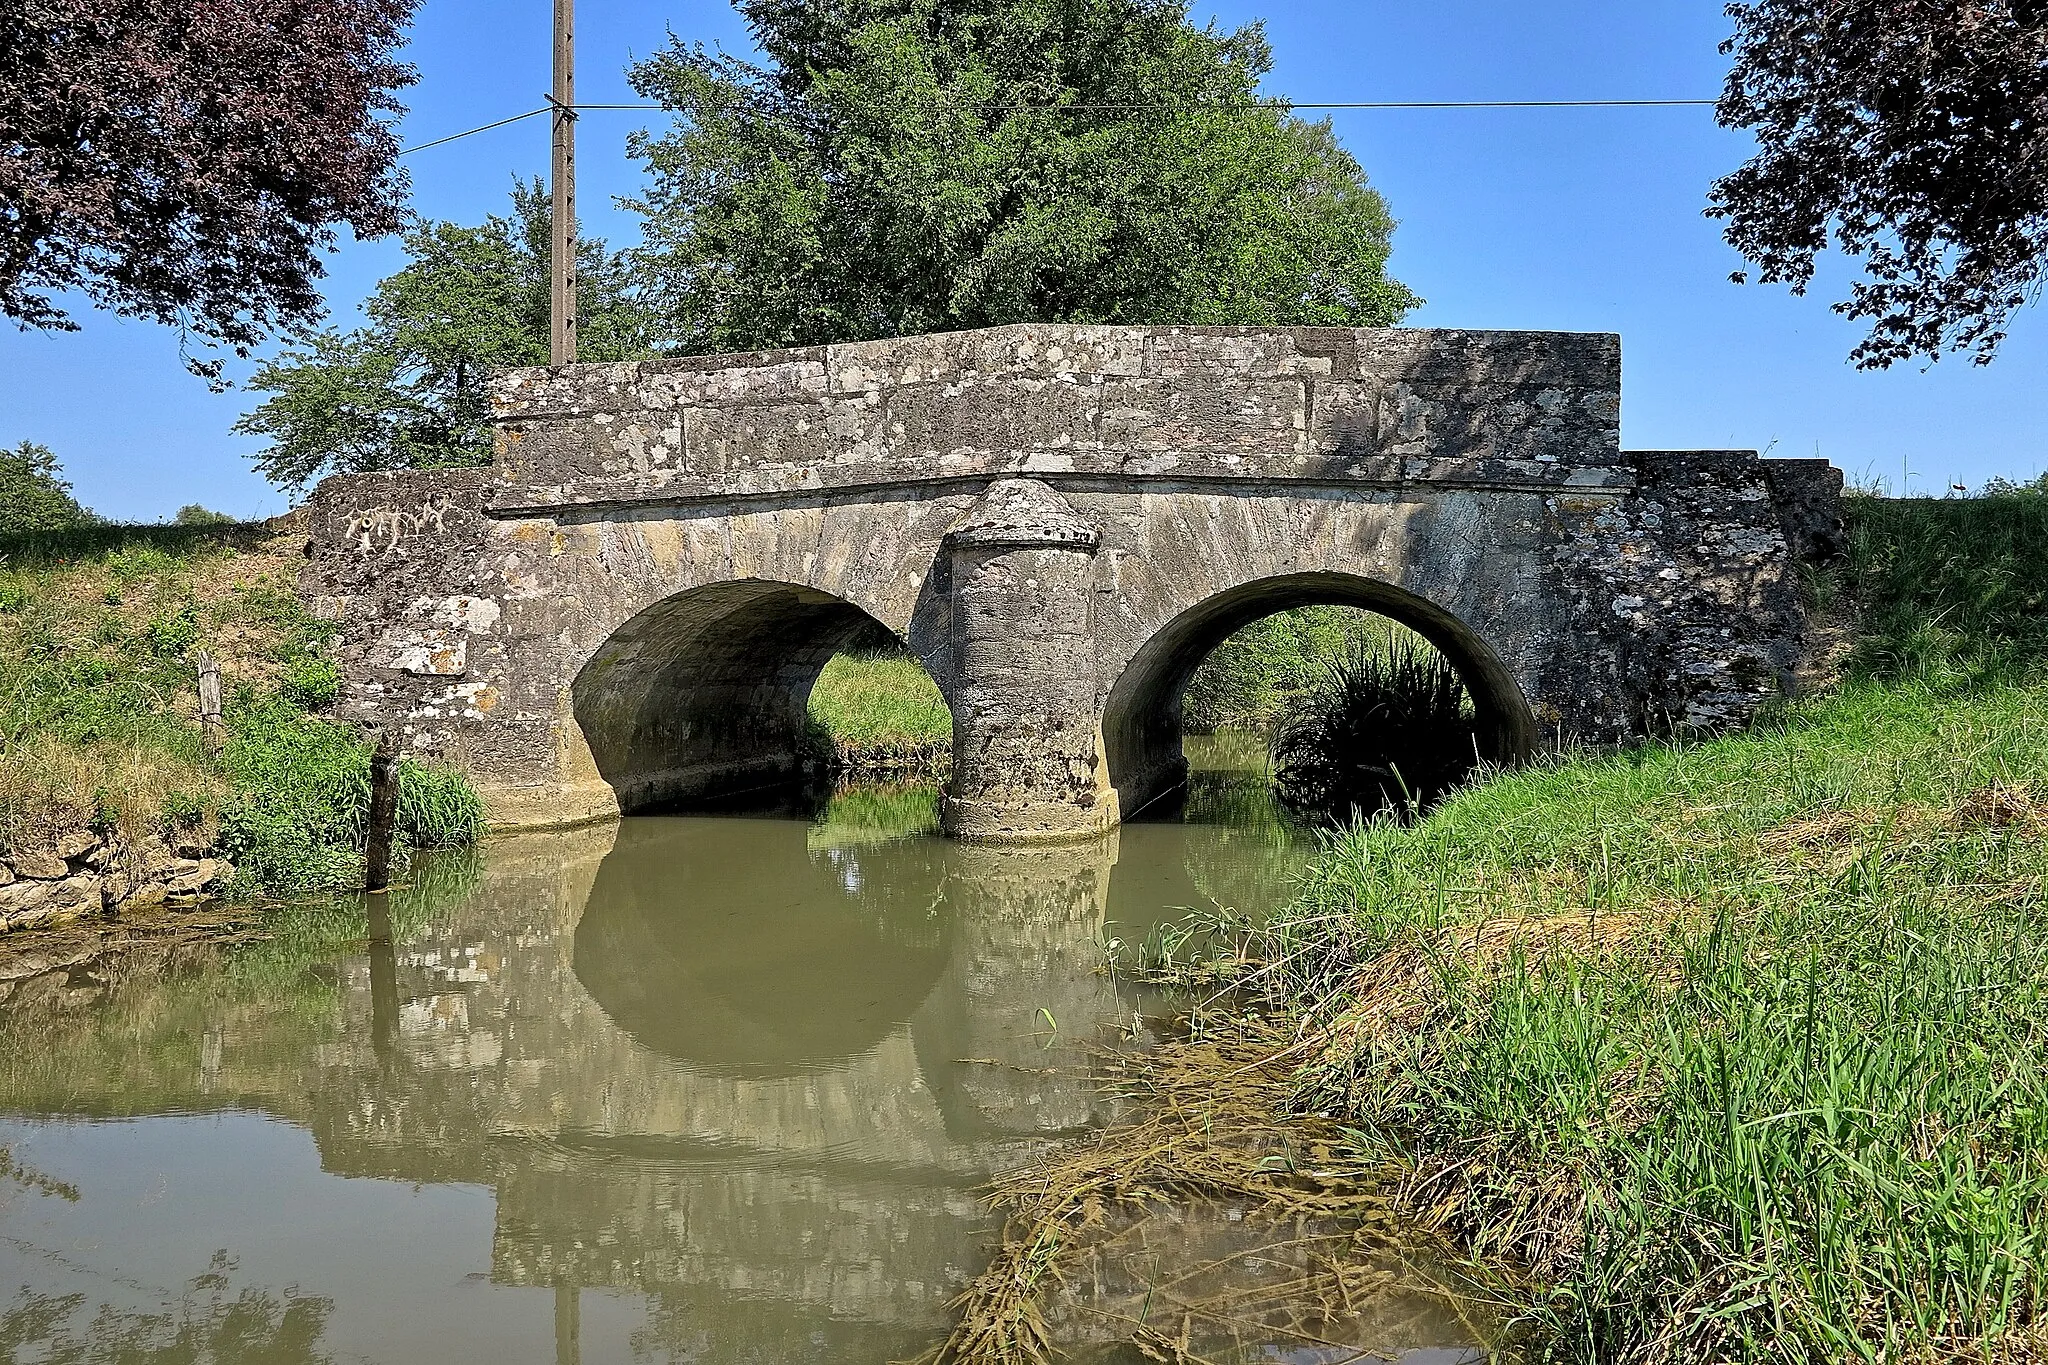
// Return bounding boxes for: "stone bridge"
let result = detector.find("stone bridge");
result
[301,323,1840,838]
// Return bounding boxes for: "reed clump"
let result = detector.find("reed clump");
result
[1269,641,1480,823]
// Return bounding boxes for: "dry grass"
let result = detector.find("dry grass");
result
[924,1018,1494,1365]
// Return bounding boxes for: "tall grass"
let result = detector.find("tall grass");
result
[806,648,952,778]
[1840,488,2048,678]
[1269,641,1479,822]
[1145,490,2048,1364]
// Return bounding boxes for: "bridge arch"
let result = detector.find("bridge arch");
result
[570,578,947,814]
[1100,571,1538,819]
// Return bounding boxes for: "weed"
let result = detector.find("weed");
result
[1270,640,1480,823]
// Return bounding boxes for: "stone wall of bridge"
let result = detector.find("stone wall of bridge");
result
[298,323,1841,837]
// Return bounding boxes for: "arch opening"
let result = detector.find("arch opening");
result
[571,580,949,815]
[1102,572,1537,821]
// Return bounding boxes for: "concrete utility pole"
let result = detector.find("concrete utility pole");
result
[550,0,578,365]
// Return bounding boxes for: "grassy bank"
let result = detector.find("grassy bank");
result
[952,489,2048,1364]
[0,523,481,900]
[807,649,952,780]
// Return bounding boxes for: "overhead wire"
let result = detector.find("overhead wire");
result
[397,96,1718,156]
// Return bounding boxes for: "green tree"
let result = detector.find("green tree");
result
[0,442,96,533]
[173,505,237,526]
[626,0,1417,353]
[237,181,656,489]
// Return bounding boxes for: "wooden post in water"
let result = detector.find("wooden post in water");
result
[364,729,400,893]
[195,650,224,751]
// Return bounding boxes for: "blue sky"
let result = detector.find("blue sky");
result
[5,0,2044,521]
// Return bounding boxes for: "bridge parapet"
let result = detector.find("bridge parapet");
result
[487,324,1625,514]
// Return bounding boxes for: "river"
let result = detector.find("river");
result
[0,737,1485,1363]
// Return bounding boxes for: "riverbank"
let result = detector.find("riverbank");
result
[0,523,482,930]
[952,488,2048,1363]
[807,649,952,781]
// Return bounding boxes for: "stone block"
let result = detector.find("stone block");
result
[10,850,68,880]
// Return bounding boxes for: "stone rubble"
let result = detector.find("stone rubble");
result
[0,829,235,934]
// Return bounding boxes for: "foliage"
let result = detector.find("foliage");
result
[0,0,417,382]
[237,182,658,488]
[0,523,481,892]
[173,504,237,526]
[625,0,1416,354]
[0,442,96,534]
[1268,640,1479,823]
[1709,0,2048,368]
[1182,605,1397,733]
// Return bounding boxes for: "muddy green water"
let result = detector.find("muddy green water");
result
[0,739,1482,1364]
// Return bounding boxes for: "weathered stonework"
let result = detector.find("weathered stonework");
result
[300,324,1842,839]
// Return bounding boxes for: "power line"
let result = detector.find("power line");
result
[398,96,1719,155]
[399,107,550,156]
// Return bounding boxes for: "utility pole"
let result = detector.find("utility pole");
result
[550,0,578,366]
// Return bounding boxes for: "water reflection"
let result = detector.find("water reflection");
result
[0,749,1472,1364]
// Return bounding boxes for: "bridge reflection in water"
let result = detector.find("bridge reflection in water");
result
[0,756,1482,1363]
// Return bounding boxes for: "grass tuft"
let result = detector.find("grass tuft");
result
[1269,640,1480,823]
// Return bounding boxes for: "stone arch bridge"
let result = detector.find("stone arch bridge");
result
[301,324,1840,839]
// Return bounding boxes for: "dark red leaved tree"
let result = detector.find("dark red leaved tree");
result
[1710,0,2048,368]
[1,0,418,378]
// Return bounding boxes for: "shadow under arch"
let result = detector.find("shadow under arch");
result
[571,578,939,814]
[1101,571,1538,819]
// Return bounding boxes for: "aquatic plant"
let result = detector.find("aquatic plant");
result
[1268,640,1479,823]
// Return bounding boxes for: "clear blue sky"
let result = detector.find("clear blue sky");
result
[5,0,2044,521]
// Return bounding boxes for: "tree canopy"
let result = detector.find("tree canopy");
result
[237,183,655,489]
[1710,0,2048,368]
[625,0,1417,353]
[0,442,97,534]
[1,0,418,380]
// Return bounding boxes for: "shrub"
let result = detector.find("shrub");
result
[1269,641,1480,822]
